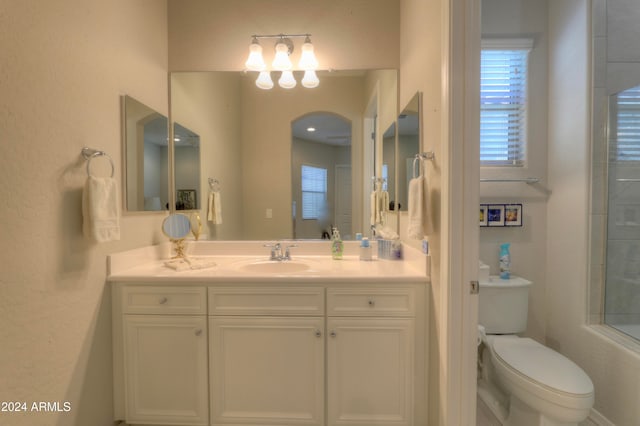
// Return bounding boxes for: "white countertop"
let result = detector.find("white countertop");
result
[107,241,430,284]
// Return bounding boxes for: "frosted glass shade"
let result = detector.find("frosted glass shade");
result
[298,41,318,70]
[272,42,293,71]
[255,71,274,90]
[278,70,297,89]
[245,41,266,71]
[302,70,319,88]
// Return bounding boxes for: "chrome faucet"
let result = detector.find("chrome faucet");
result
[264,242,297,261]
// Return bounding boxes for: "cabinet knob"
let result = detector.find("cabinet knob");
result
[315,330,322,338]
[368,299,376,307]
[330,330,337,338]
[159,297,168,305]
[195,329,203,336]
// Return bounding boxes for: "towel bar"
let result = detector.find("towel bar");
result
[82,147,114,178]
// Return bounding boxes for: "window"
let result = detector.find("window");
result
[480,39,532,166]
[301,165,327,219]
[613,85,640,161]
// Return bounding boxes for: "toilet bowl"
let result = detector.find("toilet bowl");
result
[478,274,594,426]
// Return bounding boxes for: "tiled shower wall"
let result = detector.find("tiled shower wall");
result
[591,0,640,328]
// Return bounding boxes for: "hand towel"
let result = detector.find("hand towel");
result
[370,191,378,225]
[82,176,120,243]
[208,191,223,224]
[407,176,426,239]
[370,190,390,226]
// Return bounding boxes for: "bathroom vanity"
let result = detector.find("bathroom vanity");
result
[109,241,429,426]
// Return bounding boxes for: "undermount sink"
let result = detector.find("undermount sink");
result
[235,259,313,274]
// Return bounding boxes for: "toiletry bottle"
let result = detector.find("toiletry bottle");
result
[359,237,373,261]
[331,227,343,260]
[499,243,511,279]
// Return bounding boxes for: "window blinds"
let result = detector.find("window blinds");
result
[614,85,640,162]
[480,48,529,166]
[301,165,327,219]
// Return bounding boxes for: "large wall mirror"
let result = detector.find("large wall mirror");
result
[122,95,169,212]
[169,69,397,240]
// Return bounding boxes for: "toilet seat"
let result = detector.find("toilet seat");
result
[488,336,594,422]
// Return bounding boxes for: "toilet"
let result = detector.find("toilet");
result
[477,273,594,426]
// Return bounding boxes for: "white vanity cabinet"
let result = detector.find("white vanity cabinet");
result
[326,287,416,426]
[113,281,427,426]
[208,287,326,426]
[114,285,209,425]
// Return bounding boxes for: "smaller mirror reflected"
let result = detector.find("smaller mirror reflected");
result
[398,93,421,212]
[174,123,201,211]
[122,96,169,213]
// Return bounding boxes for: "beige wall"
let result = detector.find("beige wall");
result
[0,1,168,425]
[168,0,399,72]
[399,0,445,424]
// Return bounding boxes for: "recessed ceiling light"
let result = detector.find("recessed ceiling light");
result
[307,127,316,132]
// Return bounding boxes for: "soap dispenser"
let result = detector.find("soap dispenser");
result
[359,237,373,261]
[331,227,343,260]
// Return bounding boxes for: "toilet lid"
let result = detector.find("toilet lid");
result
[492,337,594,395]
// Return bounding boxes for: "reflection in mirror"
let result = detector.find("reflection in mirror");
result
[174,123,201,210]
[122,95,169,212]
[170,69,397,240]
[382,123,396,210]
[398,93,421,212]
[291,113,351,239]
[162,213,191,258]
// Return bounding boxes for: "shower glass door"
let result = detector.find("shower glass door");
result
[605,84,640,340]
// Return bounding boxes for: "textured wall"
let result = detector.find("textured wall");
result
[0,1,168,425]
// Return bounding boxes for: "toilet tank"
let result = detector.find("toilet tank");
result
[479,276,532,334]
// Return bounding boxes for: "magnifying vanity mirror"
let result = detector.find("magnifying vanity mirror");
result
[397,92,422,212]
[169,69,398,241]
[162,213,191,258]
[122,95,169,213]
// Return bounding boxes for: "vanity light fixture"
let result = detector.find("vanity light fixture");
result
[245,33,319,90]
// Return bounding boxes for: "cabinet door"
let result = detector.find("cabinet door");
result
[124,315,208,425]
[327,318,414,426]
[210,316,324,426]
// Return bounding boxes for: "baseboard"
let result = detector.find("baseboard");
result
[588,407,615,426]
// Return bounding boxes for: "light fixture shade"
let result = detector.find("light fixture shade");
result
[298,40,318,70]
[272,42,292,71]
[278,70,297,89]
[255,71,274,90]
[301,70,319,88]
[245,40,266,71]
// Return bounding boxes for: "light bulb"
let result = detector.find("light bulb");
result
[278,70,297,89]
[255,71,274,90]
[301,70,319,88]
[245,39,266,71]
[298,38,318,70]
[272,42,292,71]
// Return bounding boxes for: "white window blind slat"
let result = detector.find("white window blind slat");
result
[613,86,640,161]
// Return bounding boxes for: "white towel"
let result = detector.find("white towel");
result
[207,191,223,224]
[82,176,120,243]
[407,176,426,239]
[370,190,390,225]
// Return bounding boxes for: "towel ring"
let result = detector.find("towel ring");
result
[82,147,115,178]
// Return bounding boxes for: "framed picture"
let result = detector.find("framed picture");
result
[480,204,488,227]
[177,189,197,210]
[487,205,505,227]
[504,204,523,227]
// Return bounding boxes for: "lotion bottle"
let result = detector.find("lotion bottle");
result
[359,237,373,261]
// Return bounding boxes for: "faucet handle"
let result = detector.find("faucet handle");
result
[264,242,281,260]
[283,244,298,260]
